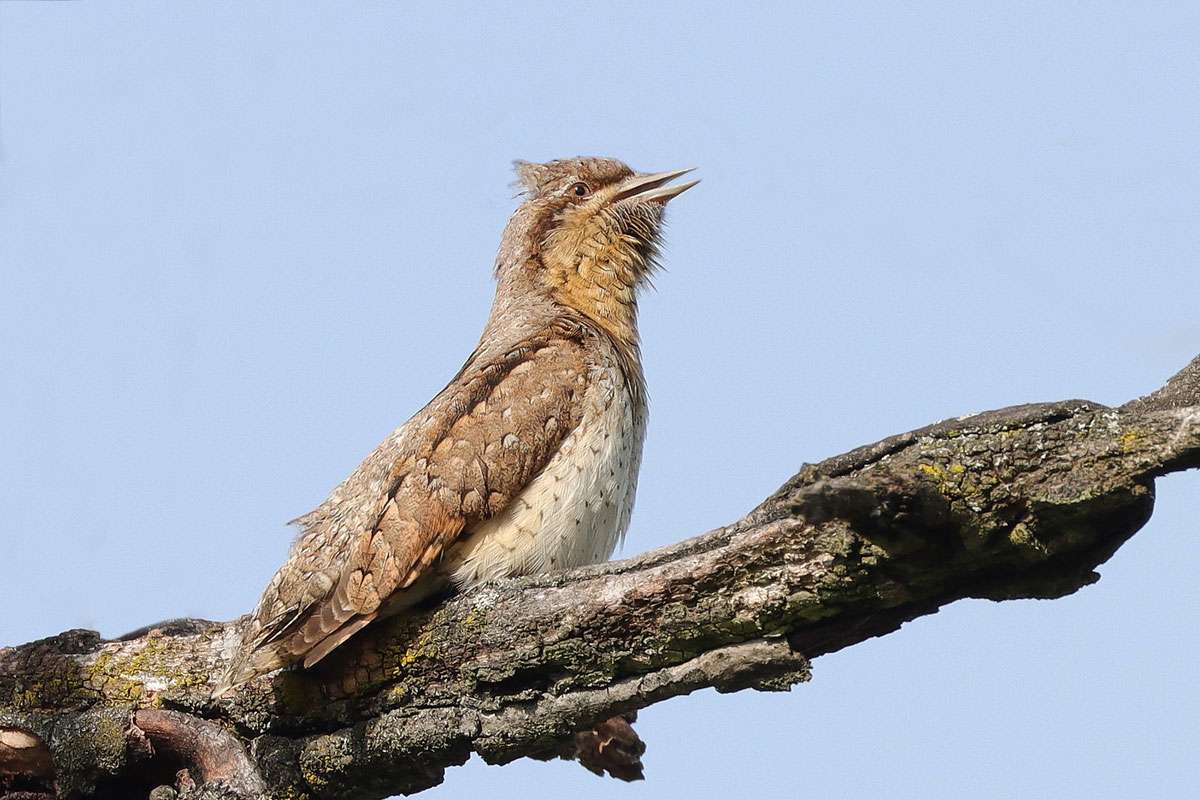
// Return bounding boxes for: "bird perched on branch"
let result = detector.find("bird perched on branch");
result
[220,157,698,692]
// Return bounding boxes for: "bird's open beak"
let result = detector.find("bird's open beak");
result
[612,168,700,204]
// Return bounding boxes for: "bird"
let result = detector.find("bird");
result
[218,156,698,692]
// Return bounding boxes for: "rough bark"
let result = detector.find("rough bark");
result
[2,355,1198,799]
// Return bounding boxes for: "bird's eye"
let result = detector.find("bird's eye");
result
[569,181,591,198]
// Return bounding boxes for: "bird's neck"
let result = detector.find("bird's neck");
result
[549,278,641,359]
[541,237,644,362]
[493,215,645,369]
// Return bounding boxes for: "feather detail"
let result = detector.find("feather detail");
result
[219,324,603,692]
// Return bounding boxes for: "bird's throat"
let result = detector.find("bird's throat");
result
[548,263,641,358]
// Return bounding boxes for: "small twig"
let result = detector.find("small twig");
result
[131,711,266,797]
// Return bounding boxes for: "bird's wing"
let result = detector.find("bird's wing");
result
[223,324,593,687]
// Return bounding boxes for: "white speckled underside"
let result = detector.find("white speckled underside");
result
[441,366,643,587]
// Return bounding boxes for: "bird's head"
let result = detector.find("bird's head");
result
[495,156,698,350]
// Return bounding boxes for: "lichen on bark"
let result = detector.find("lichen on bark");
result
[2,355,1197,800]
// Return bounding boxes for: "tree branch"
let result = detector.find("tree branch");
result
[3,355,1198,799]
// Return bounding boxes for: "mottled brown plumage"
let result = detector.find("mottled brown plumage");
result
[219,156,697,692]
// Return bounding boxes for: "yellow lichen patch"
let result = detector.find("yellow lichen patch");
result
[375,626,439,683]
[1009,522,1033,546]
[399,630,437,667]
[10,659,101,709]
[275,787,312,800]
[917,461,987,512]
[1119,430,1142,453]
[918,463,946,480]
[77,633,209,707]
[918,462,960,495]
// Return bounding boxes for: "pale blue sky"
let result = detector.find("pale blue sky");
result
[2,3,1198,798]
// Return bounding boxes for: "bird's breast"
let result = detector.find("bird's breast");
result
[441,366,645,588]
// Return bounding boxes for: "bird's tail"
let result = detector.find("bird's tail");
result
[211,639,290,699]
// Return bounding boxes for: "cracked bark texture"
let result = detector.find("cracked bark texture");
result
[2,355,1198,799]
